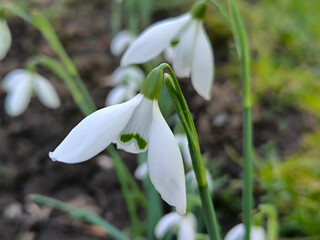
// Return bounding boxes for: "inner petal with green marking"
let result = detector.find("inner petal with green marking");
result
[114,96,154,154]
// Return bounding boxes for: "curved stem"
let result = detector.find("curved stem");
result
[164,68,221,240]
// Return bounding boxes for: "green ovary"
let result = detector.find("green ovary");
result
[120,133,147,150]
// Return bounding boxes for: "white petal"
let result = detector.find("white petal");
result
[114,97,153,154]
[251,226,267,240]
[173,20,199,78]
[191,23,214,100]
[5,77,32,117]
[34,75,60,108]
[121,13,192,66]
[225,224,245,240]
[105,86,129,106]
[175,134,192,167]
[134,162,148,180]
[155,212,181,238]
[0,19,12,61]
[164,45,176,63]
[49,94,143,164]
[2,69,28,92]
[148,101,186,215]
[178,213,197,240]
[110,30,136,56]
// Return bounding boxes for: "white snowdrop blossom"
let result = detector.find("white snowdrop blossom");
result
[155,212,197,240]
[0,19,12,61]
[110,30,136,56]
[225,224,266,240]
[121,2,214,100]
[106,66,144,106]
[1,69,60,117]
[49,71,187,215]
[134,161,148,180]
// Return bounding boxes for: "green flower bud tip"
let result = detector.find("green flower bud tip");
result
[141,66,164,100]
[190,0,208,20]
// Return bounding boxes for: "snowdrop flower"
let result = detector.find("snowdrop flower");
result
[121,1,214,100]
[110,30,136,56]
[2,69,60,117]
[225,224,266,240]
[49,67,186,214]
[106,66,144,106]
[0,18,12,61]
[155,212,197,240]
[134,161,148,180]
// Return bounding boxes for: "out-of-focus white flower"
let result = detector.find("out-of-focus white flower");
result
[186,169,213,192]
[121,2,214,100]
[1,69,60,117]
[225,223,266,240]
[175,133,192,167]
[155,212,197,240]
[0,19,12,61]
[110,30,136,56]
[134,161,148,180]
[49,93,186,215]
[106,66,144,106]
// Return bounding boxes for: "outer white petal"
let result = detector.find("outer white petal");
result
[121,13,192,66]
[134,162,148,180]
[191,22,214,100]
[5,77,32,117]
[148,101,186,215]
[178,213,197,240]
[2,69,28,92]
[49,94,143,164]
[0,19,12,61]
[105,86,129,106]
[155,212,181,238]
[173,20,198,78]
[34,75,60,108]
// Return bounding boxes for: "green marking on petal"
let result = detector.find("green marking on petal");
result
[134,134,147,150]
[120,133,147,150]
[171,39,179,47]
[120,133,134,143]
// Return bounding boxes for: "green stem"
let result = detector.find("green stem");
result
[229,1,253,240]
[163,66,221,240]
[28,194,130,240]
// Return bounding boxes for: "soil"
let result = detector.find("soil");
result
[0,0,318,239]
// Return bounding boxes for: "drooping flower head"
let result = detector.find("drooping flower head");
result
[0,18,12,61]
[155,212,197,240]
[1,69,60,117]
[105,66,144,106]
[121,1,214,100]
[49,66,187,214]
